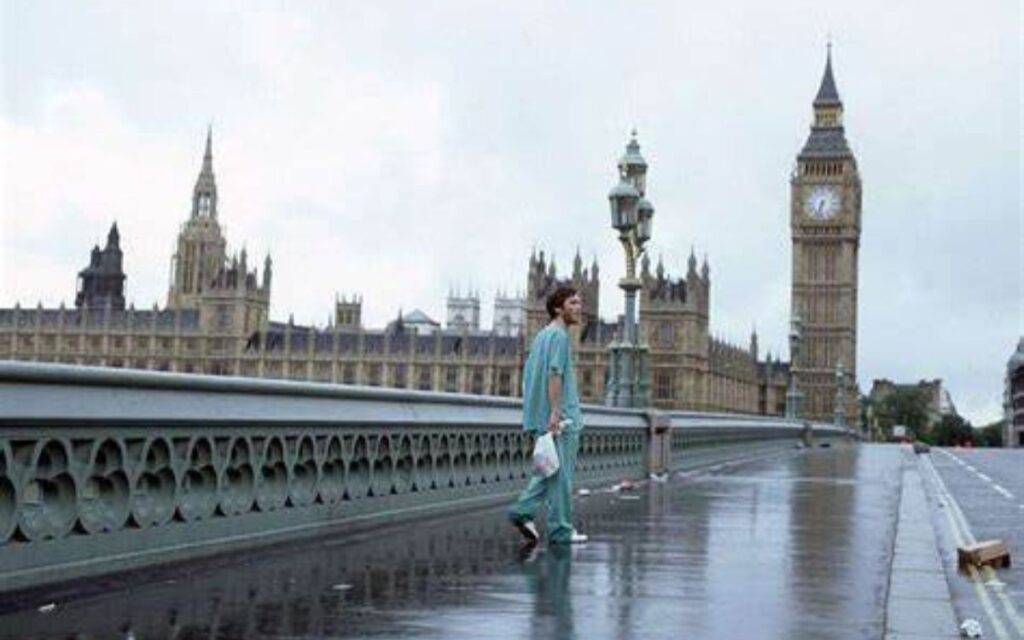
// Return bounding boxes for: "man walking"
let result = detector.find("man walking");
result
[509,285,588,545]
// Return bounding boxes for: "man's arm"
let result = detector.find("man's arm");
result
[547,372,564,435]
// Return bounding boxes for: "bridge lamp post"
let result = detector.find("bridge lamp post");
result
[604,132,654,408]
[834,361,847,429]
[786,315,803,420]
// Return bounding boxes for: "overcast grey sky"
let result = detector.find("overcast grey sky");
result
[1,1,1020,424]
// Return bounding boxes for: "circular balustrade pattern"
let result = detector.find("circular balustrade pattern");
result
[78,438,131,534]
[131,438,177,527]
[18,440,78,541]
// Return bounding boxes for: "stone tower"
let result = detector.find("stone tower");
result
[446,286,481,331]
[167,128,228,309]
[493,289,524,337]
[638,251,711,410]
[165,129,271,354]
[75,222,126,310]
[790,47,862,422]
[335,294,362,328]
[193,245,272,353]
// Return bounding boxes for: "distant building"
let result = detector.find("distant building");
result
[445,288,480,332]
[334,294,362,328]
[75,223,126,311]
[1005,338,1024,447]
[0,131,521,394]
[869,378,958,429]
[4,66,864,417]
[492,291,524,337]
[394,309,441,336]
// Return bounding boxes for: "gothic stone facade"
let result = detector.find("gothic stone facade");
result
[4,81,858,415]
[0,131,522,397]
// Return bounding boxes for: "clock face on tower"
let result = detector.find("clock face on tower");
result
[804,186,841,220]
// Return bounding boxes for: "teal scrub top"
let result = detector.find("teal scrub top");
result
[521,324,582,434]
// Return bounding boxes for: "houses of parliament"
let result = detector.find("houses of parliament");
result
[0,52,861,421]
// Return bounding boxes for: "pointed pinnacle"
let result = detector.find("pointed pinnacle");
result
[814,44,841,106]
[200,124,214,176]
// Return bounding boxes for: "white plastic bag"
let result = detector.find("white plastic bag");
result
[532,432,560,478]
[959,619,982,638]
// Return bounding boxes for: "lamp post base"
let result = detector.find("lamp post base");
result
[785,389,803,421]
[605,340,650,409]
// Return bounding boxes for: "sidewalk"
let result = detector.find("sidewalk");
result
[884,447,959,638]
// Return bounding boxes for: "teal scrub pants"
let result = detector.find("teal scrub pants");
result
[508,429,581,544]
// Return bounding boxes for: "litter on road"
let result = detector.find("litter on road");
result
[959,617,983,637]
[957,539,1011,570]
[615,479,637,492]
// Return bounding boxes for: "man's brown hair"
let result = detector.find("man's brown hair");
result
[546,286,579,319]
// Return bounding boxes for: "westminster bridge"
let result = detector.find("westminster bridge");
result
[0,362,1021,639]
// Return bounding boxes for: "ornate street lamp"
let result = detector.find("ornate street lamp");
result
[605,131,654,408]
[785,314,803,420]
[608,178,639,231]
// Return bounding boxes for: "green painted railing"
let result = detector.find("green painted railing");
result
[0,361,848,592]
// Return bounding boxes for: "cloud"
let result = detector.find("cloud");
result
[1,86,190,307]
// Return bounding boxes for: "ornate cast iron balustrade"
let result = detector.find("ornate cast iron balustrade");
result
[0,362,846,592]
[0,362,647,591]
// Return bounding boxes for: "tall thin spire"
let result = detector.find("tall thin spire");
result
[107,222,120,249]
[202,124,213,173]
[801,44,851,156]
[192,126,218,219]
[814,45,841,107]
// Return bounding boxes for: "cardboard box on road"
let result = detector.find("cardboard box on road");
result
[957,539,1011,569]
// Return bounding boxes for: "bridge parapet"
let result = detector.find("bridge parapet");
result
[666,410,848,471]
[0,361,846,591]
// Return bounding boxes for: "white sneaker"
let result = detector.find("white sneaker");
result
[570,529,588,544]
[514,520,540,544]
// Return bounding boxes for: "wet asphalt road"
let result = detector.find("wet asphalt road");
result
[0,444,905,640]
[926,447,1024,637]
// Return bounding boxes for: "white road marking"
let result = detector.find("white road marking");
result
[939,449,1014,501]
[991,484,1015,500]
[921,456,1024,638]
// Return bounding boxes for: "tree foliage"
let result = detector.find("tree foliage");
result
[875,387,930,439]
[975,420,1006,448]
[929,414,973,446]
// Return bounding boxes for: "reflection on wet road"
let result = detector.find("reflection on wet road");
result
[1,444,904,640]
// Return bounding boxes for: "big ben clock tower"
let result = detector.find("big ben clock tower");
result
[790,46,861,423]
